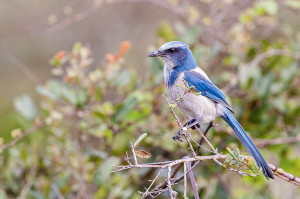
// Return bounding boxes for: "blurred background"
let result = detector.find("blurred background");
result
[1,0,300,198]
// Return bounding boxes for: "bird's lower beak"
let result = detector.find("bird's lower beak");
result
[147,50,163,57]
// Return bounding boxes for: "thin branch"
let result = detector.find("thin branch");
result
[269,163,300,186]
[0,121,46,152]
[223,49,300,93]
[183,162,187,198]
[195,122,213,156]
[187,161,200,199]
[255,136,300,147]
[130,142,138,165]
[167,166,177,199]
[9,55,42,85]
[141,169,164,199]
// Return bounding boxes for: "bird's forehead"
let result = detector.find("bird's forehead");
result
[159,41,189,51]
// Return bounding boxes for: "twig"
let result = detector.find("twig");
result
[183,162,187,198]
[223,49,300,93]
[167,166,177,199]
[130,141,138,165]
[141,169,164,199]
[195,122,213,156]
[269,164,300,186]
[187,161,200,199]
[162,94,183,128]
[9,55,42,85]
[0,121,46,152]
[194,125,218,154]
[255,136,300,147]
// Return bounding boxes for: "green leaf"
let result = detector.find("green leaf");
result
[93,157,120,186]
[233,148,240,159]
[229,159,238,166]
[281,61,298,82]
[246,157,260,174]
[13,94,38,121]
[134,133,147,147]
[113,96,137,122]
[256,0,278,15]
[157,21,176,41]
[169,102,177,108]
[181,26,199,45]
[224,155,233,164]
[76,89,88,107]
[175,83,184,88]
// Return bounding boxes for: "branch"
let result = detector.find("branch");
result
[255,136,300,147]
[223,49,300,93]
[269,164,300,186]
[0,121,46,152]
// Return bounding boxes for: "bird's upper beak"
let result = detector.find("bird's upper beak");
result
[147,50,164,57]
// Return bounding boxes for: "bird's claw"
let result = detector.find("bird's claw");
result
[184,119,201,130]
[172,130,187,142]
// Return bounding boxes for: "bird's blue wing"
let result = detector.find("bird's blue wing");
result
[183,70,234,113]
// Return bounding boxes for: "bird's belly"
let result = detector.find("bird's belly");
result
[167,84,225,123]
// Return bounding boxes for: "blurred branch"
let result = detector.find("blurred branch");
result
[255,135,300,147]
[215,125,300,148]
[9,55,42,85]
[223,49,300,93]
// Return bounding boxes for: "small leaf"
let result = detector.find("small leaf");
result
[11,128,22,138]
[13,94,38,121]
[188,86,195,90]
[224,155,233,164]
[135,150,152,159]
[180,97,184,102]
[175,83,184,88]
[229,159,238,166]
[113,96,137,122]
[246,156,260,174]
[93,157,120,186]
[134,133,147,148]
[233,148,240,159]
[169,102,177,108]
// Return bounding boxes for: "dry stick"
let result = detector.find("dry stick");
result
[9,55,42,85]
[183,162,187,198]
[187,161,200,199]
[194,125,218,154]
[147,161,201,199]
[141,168,164,199]
[130,141,138,165]
[269,164,300,186]
[167,166,177,199]
[196,122,213,155]
[255,136,300,147]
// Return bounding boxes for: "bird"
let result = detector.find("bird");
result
[147,41,274,180]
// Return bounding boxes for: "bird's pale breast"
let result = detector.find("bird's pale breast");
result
[166,72,225,123]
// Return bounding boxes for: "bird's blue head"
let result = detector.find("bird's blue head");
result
[147,41,197,70]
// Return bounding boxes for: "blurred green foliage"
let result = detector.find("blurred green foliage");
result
[1,0,300,198]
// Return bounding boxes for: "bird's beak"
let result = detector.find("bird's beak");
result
[147,50,163,57]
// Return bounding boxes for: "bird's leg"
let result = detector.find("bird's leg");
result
[183,118,201,130]
[172,119,201,142]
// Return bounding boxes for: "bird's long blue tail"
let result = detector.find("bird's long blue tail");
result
[221,110,274,179]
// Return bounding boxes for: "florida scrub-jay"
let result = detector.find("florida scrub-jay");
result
[147,41,274,180]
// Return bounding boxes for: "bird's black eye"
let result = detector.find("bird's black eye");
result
[168,48,176,53]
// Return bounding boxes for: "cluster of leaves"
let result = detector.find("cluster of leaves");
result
[1,0,300,198]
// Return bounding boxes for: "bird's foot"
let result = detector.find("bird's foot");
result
[184,119,201,130]
[172,128,188,142]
